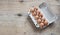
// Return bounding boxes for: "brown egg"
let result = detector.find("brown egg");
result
[32,12,36,16]
[34,7,38,11]
[39,23,44,29]
[34,15,39,20]
[30,8,34,13]
[37,10,40,15]
[44,20,48,26]
[41,18,45,23]
[39,16,42,19]
[37,19,41,24]
[38,13,43,18]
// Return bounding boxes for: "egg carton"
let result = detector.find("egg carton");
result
[28,2,57,28]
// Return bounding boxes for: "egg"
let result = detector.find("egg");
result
[37,10,40,15]
[39,23,44,29]
[44,20,48,26]
[30,8,34,13]
[32,12,36,16]
[37,19,41,23]
[39,16,42,19]
[34,15,39,20]
[41,18,45,23]
[39,13,43,17]
[34,7,38,11]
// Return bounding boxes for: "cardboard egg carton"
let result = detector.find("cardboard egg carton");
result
[28,2,57,29]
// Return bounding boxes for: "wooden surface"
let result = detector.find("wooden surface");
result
[0,0,60,35]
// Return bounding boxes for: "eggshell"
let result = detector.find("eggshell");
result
[39,16,42,19]
[40,13,43,18]
[34,7,38,11]
[44,20,48,26]
[36,10,40,15]
[30,8,34,13]
[32,12,36,16]
[39,23,44,29]
[38,14,43,18]
[34,15,39,20]
[41,18,45,23]
[34,7,38,10]
[37,19,41,23]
